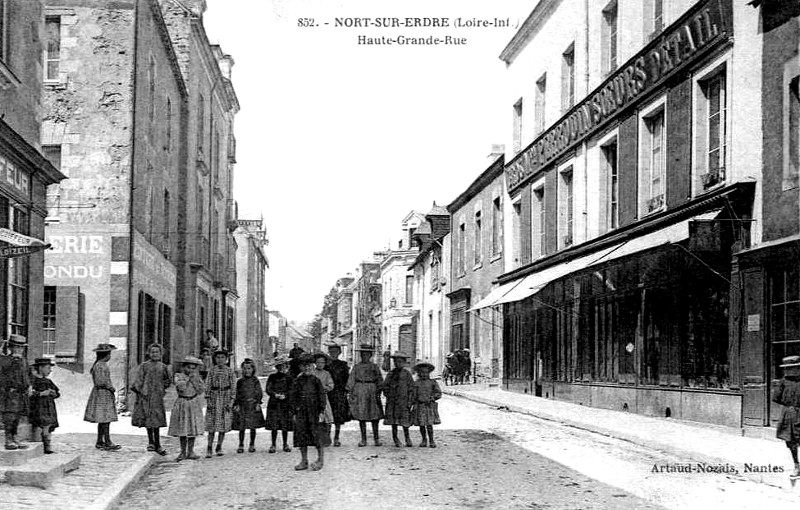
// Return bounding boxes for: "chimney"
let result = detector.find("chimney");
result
[182,0,207,16]
[218,54,234,81]
[488,144,505,160]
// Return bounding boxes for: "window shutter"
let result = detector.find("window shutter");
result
[666,78,693,208]
[520,185,532,265]
[618,115,638,226]
[545,172,558,255]
[55,286,80,357]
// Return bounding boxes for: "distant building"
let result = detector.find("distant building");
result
[233,219,268,369]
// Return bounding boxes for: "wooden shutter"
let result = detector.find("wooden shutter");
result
[666,78,693,208]
[55,286,80,357]
[520,184,532,265]
[618,114,638,226]
[545,172,558,255]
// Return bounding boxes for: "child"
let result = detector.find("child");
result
[324,342,350,447]
[290,354,326,471]
[384,351,414,447]
[411,361,442,448]
[0,335,30,450]
[84,343,122,451]
[311,352,334,447]
[205,348,235,457]
[168,355,205,462]
[131,343,172,455]
[232,358,266,453]
[30,358,60,454]
[265,355,293,453]
[774,355,800,478]
[346,343,384,447]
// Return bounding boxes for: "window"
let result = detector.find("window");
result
[770,265,800,381]
[602,1,618,76]
[513,99,523,153]
[405,275,413,305]
[602,140,619,230]
[197,94,205,155]
[43,287,56,356]
[42,145,62,171]
[786,73,800,190]
[44,17,61,81]
[491,196,502,256]
[562,44,575,112]
[473,209,482,267]
[535,74,547,135]
[533,186,545,258]
[559,166,574,248]
[9,207,28,337]
[695,65,728,191]
[640,104,665,215]
[512,199,522,267]
[166,97,172,151]
[458,222,466,274]
[653,0,664,34]
[163,190,170,258]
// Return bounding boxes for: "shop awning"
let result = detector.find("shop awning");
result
[470,210,720,311]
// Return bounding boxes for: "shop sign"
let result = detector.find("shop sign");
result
[0,244,50,258]
[0,155,30,196]
[0,228,47,247]
[506,0,731,193]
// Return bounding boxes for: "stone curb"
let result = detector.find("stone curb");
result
[83,453,157,510]
[443,387,789,490]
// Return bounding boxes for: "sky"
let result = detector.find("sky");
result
[203,0,533,322]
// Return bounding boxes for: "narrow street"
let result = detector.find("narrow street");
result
[113,395,798,509]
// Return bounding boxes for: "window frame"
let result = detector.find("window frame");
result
[473,207,483,268]
[558,161,575,249]
[491,195,503,257]
[532,178,546,260]
[692,54,731,196]
[44,15,61,83]
[535,73,547,136]
[562,43,576,113]
[638,96,667,217]
[602,0,618,76]
[512,98,523,153]
[598,129,619,232]
[783,56,799,191]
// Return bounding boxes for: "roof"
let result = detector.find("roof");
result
[447,154,505,213]
[428,202,448,216]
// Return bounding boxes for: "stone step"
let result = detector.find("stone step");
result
[3,453,81,489]
[0,443,44,465]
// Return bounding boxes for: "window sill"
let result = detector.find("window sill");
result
[697,180,726,196]
[490,253,502,263]
[456,272,466,279]
[472,262,483,271]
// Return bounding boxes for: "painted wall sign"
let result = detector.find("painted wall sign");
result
[506,0,731,193]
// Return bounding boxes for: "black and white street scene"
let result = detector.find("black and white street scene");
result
[2,0,800,508]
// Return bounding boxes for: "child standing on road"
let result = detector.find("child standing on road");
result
[205,349,236,457]
[130,343,172,456]
[233,358,266,453]
[0,335,31,450]
[265,355,293,453]
[774,355,800,479]
[411,362,441,448]
[290,354,326,471]
[84,343,122,451]
[30,358,59,454]
[384,351,415,447]
[169,356,205,461]
[346,343,384,447]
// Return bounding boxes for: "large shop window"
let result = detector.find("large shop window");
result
[770,265,800,380]
[42,286,83,358]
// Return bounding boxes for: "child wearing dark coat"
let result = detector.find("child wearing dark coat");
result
[290,354,326,471]
[383,351,415,447]
[0,335,30,450]
[233,358,266,453]
[265,355,293,453]
[774,355,800,478]
[30,358,59,454]
[411,362,442,448]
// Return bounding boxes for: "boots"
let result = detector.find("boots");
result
[403,427,413,447]
[186,437,199,460]
[43,435,54,455]
[176,437,187,462]
[10,433,27,450]
[4,431,17,450]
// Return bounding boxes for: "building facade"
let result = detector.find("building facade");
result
[0,0,66,360]
[492,0,760,427]
[41,0,185,404]
[410,204,450,374]
[233,218,268,370]
[447,154,507,381]
[160,0,240,360]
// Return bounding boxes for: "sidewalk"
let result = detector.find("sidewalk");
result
[443,383,794,489]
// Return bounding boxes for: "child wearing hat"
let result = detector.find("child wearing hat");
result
[346,343,384,447]
[169,355,205,461]
[30,358,60,454]
[773,355,800,478]
[130,343,172,456]
[311,352,334,447]
[384,351,415,447]
[205,348,236,457]
[290,354,327,471]
[265,354,293,453]
[411,361,442,448]
[325,342,351,447]
[0,335,31,450]
[84,343,122,451]
[233,358,266,453]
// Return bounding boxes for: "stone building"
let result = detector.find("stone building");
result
[0,0,65,358]
[41,0,186,404]
[409,204,450,375]
[446,151,507,381]
[159,0,240,358]
[493,0,760,428]
[233,219,268,371]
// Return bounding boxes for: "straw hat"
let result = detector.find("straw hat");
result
[413,362,435,373]
[92,343,118,352]
[271,354,290,366]
[182,355,203,366]
[212,348,230,357]
[33,357,55,366]
[7,334,27,347]
[390,351,410,359]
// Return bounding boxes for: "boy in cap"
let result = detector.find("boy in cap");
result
[30,358,60,454]
[0,335,30,450]
[290,354,326,471]
[774,355,800,479]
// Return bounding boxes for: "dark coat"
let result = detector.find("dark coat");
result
[29,377,59,430]
[290,373,326,447]
[0,355,30,415]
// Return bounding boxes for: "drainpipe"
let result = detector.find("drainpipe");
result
[124,0,141,411]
